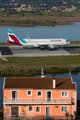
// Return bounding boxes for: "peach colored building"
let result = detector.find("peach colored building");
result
[3,77,77,119]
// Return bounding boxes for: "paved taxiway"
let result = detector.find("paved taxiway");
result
[0,45,80,56]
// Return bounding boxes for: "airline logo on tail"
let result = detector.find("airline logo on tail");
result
[6,29,27,45]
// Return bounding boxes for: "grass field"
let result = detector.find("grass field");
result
[71,41,80,44]
[1,11,80,26]
[0,55,80,76]
[0,16,80,26]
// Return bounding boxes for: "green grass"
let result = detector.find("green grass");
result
[71,41,80,44]
[4,56,80,67]
[0,56,80,76]
[0,11,80,26]
[0,18,58,26]
[1,11,80,17]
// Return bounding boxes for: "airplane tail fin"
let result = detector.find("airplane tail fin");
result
[7,29,22,45]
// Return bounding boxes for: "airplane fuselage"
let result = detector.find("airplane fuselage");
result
[20,38,70,47]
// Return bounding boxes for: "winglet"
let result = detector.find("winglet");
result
[27,35,30,39]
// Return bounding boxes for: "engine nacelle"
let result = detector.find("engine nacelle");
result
[47,45,54,49]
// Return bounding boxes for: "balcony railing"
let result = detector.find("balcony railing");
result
[4,98,71,104]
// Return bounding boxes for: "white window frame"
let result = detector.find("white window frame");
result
[37,91,42,97]
[36,106,41,113]
[28,106,33,112]
[61,91,68,97]
[11,90,18,101]
[61,106,68,113]
[27,90,32,96]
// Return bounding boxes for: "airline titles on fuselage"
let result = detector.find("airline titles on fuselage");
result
[50,39,61,42]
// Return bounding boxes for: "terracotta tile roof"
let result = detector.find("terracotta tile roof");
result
[4,77,76,89]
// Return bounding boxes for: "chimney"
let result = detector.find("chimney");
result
[53,77,56,88]
[41,65,45,78]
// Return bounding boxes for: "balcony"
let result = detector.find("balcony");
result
[4,98,71,104]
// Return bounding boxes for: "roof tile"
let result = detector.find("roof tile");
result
[4,77,76,89]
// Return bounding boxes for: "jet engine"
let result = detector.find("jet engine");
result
[47,45,54,49]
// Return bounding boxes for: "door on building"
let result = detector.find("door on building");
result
[46,107,50,119]
[47,91,51,101]
[11,106,18,117]
[12,91,18,101]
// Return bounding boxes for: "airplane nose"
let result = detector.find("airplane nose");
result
[67,41,71,45]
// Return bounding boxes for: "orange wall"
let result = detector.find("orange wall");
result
[4,90,11,98]
[4,105,72,117]
[71,91,77,116]
[3,89,77,117]
[4,105,10,118]
[4,89,77,99]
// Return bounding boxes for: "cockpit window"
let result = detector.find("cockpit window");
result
[66,40,69,42]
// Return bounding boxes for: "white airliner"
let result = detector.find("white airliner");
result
[6,29,70,49]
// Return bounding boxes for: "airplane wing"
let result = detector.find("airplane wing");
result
[36,42,50,46]
[36,42,54,49]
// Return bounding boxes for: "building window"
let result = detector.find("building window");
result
[36,107,41,113]
[28,106,33,112]
[62,91,68,97]
[61,106,68,113]
[11,90,18,101]
[27,90,32,96]
[37,91,42,97]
